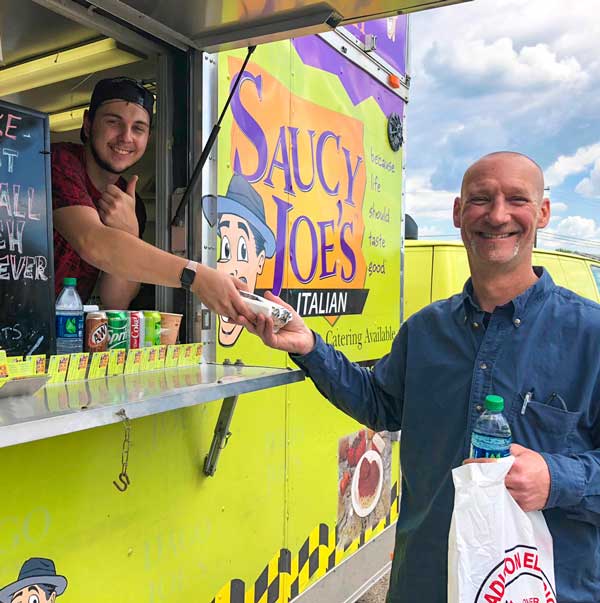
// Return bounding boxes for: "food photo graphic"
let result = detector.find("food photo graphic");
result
[337,429,392,549]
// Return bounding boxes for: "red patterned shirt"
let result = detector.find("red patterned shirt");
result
[51,142,146,302]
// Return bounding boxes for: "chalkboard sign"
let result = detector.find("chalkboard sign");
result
[0,100,55,357]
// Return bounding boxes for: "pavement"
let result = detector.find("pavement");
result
[355,571,390,603]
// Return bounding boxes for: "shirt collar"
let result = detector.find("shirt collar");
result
[460,267,555,321]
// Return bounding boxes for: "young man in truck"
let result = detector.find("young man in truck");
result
[52,76,251,323]
[242,152,600,603]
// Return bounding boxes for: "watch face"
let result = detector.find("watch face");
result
[387,112,403,152]
[181,267,196,289]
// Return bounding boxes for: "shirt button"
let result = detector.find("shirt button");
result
[475,404,484,413]
[513,318,521,327]
[472,322,479,328]
[480,362,488,370]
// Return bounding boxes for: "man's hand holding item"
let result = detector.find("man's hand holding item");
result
[192,264,253,324]
[463,443,551,511]
[238,292,315,355]
[505,443,551,511]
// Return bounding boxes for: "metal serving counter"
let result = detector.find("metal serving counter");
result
[0,365,304,464]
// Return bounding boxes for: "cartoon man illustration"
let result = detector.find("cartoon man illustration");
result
[212,174,276,346]
[0,558,67,603]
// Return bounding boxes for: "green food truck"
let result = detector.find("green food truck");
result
[0,1,469,601]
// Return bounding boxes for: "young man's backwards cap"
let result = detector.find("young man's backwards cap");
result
[80,76,155,142]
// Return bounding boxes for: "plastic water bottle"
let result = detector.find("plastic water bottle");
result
[55,277,84,354]
[470,394,512,458]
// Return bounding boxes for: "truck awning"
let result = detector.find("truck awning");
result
[74,0,472,52]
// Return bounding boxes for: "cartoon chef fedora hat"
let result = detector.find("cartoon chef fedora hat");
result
[0,558,67,602]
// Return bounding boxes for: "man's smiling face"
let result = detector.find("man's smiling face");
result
[453,153,549,269]
[11,585,55,603]
[217,213,266,345]
[84,100,150,175]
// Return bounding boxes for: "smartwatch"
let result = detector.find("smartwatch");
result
[179,260,198,290]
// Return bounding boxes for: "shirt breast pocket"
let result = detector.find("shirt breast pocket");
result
[508,395,581,454]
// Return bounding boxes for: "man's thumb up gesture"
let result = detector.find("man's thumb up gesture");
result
[126,174,138,199]
[98,175,140,236]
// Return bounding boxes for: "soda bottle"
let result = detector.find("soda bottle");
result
[55,277,84,354]
[470,394,512,459]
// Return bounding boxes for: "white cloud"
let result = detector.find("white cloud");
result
[550,201,568,213]
[555,215,599,239]
[412,0,600,73]
[407,0,600,239]
[575,158,600,197]
[404,173,457,221]
[425,38,587,95]
[539,215,600,255]
[545,142,600,187]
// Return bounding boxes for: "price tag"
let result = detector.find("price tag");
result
[88,352,110,380]
[66,353,89,381]
[108,349,126,376]
[47,354,71,384]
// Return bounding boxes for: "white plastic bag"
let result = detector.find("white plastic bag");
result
[448,456,557,603]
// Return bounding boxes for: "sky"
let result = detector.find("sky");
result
[405,0,600,256]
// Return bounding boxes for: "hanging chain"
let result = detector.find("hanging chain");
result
[113,409,131,492]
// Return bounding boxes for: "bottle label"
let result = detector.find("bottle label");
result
[56,315,83,339]
[470,433,512,459]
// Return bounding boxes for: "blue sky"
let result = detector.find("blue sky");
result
[406,0,600,255]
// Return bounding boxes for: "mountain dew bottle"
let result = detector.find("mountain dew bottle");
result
[55,277,84,354]
[470,395,512,459]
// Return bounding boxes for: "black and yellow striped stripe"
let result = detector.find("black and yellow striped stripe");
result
[210,482,400,603]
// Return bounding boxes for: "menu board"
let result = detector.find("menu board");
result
[0,100,55,356]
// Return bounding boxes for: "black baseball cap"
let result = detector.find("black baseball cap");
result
[80,76,155,142]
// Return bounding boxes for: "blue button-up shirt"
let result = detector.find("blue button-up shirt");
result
[293,269,600,603]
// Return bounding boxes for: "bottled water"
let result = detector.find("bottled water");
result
[470,395,512,459]
[55,277,84,354]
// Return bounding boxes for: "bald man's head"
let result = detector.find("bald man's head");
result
[461,152,545,203]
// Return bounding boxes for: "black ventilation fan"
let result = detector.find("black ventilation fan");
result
[387,112,403,152]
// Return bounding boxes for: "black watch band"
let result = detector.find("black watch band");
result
[180,261,198,291]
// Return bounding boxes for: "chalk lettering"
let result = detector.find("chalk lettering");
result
[1,148,18,174]
[0,183,11,217]
[0,219,26,253]
[27,186,40,220]
[35,255,48,280]
[0,254,47,280]
[4,114,21,140]
[0,113,22,140]
[0,325,22,341]
[0,253,8,279]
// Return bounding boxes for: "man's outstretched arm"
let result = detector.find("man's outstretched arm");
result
[240,292,404,432]
[53,205,254,321]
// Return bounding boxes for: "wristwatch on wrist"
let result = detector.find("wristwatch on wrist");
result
[179,260,198,290]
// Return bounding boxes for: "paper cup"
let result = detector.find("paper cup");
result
[159,312,183,345]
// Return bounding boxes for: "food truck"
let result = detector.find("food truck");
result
[0,1,468,601]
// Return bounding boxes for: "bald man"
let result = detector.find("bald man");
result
[243,152,600,603]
